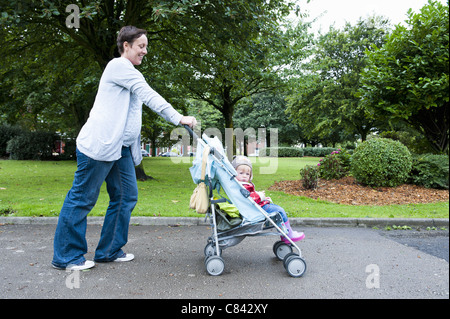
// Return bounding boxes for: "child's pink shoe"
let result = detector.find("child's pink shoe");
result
[281,221,305,244]
[281,231,305,244]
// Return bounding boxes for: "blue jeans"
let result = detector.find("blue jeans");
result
[262,203,288,223]
[52,147,138,268]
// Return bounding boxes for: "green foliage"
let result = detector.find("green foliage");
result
[260,147,304,157]
[233,92,304,146]
[6,130,57,160]
[350,138,412,187]
[302,147,339,157]
[0,125,22,157]
[286,16,389,144]
[360,0,449,153]
[318,149,351,180]
[151,0,310,129]
[387,225,412,231]
[379,129,435,154]
[300,165,319,189]
[0,0,308,144]
[409,154,449,189]
[0,14,101,135]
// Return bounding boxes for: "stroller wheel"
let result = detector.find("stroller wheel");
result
[283,253,307,278]
[273,240,293,261]
[204,243,221,257]
[205,256,225,276]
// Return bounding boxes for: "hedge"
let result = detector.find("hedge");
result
[259,147,304,157]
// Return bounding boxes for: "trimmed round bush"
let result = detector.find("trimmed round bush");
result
[350,138,412,187]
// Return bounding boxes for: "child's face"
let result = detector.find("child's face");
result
[236,165,251,183]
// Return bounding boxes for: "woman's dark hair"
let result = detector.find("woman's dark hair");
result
[117,26,147,55]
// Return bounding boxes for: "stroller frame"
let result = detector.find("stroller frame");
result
[185,125,306,278]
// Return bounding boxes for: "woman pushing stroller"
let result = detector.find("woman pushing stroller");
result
[231,156,305,243]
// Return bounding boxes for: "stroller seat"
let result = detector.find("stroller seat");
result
[214,204,285,234]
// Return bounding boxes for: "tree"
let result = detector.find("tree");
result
[0,0,198,133]
[1,0,311,159]
[0,21,100,135]
[360,0,449,153]
[0,0,199,179]
[234,92,304,148]
[286,16,390,144]
[148,0,311,131]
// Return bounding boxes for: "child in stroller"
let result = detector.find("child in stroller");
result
[231,156,305,244]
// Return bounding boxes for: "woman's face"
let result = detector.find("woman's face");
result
[122,34,148,65]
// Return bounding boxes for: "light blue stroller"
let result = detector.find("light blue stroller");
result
[184,125,307,277]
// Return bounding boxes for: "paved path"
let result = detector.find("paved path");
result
[1,222,448,300]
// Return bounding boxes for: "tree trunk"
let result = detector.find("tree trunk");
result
[221,89,237,160]
[135,162,153,181]
[410,104,449,154]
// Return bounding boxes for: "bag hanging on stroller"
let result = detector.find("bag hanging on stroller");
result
[189,145,210,214]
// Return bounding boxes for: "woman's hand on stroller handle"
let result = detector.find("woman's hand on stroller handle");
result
[180,116,197,128]
[181,116,199,140]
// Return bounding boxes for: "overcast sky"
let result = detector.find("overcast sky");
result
[295,0,447,32]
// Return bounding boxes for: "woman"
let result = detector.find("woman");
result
[52,26,197,270]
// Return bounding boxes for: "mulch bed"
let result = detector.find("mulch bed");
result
[269,176,449,206]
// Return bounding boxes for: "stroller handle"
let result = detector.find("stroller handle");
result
[183,124,200,141]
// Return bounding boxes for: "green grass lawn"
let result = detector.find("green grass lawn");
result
[0,157,448,219]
